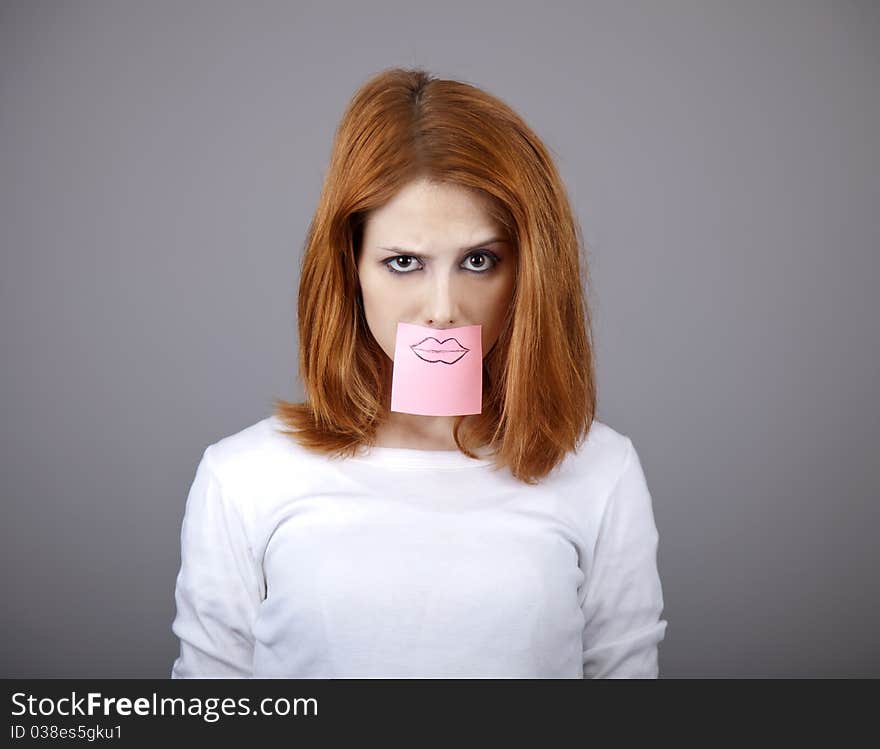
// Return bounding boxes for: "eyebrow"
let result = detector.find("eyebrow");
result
[378,237,508,257]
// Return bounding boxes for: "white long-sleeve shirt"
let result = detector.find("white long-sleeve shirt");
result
[170,413,667,678]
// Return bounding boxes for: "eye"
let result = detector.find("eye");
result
[383,255,422,274]
[382,251,501,275]
[462,251,500,273]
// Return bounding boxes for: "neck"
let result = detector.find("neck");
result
[377,412,458,448]
[374,360,460,449]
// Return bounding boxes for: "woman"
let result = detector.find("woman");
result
[170,67,668,678]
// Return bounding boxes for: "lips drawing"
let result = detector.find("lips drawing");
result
[410,336,470,365]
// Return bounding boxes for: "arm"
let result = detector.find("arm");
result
[581,438,668,678]
[170,447,264,678]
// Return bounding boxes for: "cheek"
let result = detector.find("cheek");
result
[476,278,515,352]
[480,272,515,316]
[359,272,406,355]
[359,269,390,311]
[363,275,402,315]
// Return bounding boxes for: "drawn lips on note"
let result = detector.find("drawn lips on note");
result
[410,336,470,365]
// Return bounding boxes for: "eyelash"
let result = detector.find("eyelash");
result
[382,251,501,275]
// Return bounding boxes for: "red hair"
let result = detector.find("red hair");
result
[273,67,597,484]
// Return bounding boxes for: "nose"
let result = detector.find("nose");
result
[423,272,459,328]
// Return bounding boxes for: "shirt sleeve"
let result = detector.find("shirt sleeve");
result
[170,447,264,678]
[581,438,668,678]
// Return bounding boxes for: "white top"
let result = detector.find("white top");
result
[170,414,668,679]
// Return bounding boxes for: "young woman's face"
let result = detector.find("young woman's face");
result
[357,177,517,365]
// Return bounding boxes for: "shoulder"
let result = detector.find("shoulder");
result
[565,418,635,489]
[540,419,646,556]
[578,418,632,454]
[576,421,657,538]
[200,413,322,502]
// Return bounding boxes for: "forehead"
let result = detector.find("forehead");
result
[364,178,501,240]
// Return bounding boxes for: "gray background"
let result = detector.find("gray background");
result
[2,0,877,678]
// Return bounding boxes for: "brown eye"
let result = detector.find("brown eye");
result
[462,251,500,273]
[384,256,421,274]
[383,251,501,276]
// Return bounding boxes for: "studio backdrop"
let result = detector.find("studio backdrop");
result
[1,0,878,678]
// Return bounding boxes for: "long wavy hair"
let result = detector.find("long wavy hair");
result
[273,67,597,485]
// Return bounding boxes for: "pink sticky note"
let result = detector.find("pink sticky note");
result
[390,322,483,416]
